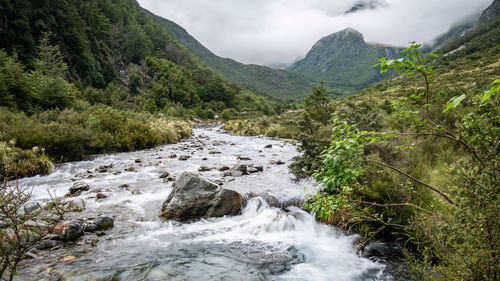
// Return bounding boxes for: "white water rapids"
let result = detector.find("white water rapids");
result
[15,126,396,280]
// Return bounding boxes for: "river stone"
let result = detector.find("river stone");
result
[53,221,84,242]
[69,183,90,195]
[24,202,41,213]
[161,172,243,220]
[35,239,63,250]
[218,166,230,171]
[95,216,114,229]
[84,223,98,232]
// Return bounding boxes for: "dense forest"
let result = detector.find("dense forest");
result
[0,0,293,180]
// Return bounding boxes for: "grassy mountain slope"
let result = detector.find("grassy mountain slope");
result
[287,28,403,96]
[148,12,319,101]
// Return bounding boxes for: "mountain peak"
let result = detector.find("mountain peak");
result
[313,28,365,49]
[339,27,363,36]
[345,0,389,14]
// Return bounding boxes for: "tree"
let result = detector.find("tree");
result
[123,24,152,63]
[304,82,330,124]
[33,32,67,79]
[29,33,74,111]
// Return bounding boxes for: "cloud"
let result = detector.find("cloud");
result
[138,0,493,66]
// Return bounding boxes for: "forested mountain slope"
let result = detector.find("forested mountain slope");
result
[149,12,319,101]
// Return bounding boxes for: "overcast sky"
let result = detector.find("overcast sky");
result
[138,0,492,66]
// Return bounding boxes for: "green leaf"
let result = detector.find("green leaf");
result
[481,79,500,104]
[443,94,466,113]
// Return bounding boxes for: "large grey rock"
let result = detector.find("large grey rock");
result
[69,182,90,195]
[53,221,83,242]
[95,216,114,229]
[161,172,243,220]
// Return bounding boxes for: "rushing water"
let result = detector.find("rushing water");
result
[15,125,396,281]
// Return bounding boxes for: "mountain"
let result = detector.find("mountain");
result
[345,0,389,14]
[431,0,498,51]
[287,28,403,96]
[477,0,500,26]
[0,0,265,111]
[436,0,500,59]
[431,14,480,51]
[148,12,318,101]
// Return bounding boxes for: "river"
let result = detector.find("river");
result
[15,125,399,281]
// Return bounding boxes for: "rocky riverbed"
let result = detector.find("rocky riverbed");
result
[14,125,402,281]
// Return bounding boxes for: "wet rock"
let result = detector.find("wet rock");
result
[69,183,90,195]
[202,157,208,160]
[198,166,212,172]
[247,167,259,173]
[125,167,136,172]
[159,171,170,178]
[35,239,63,250]
[169,154,177,158]
[24,202,40,213]
[218,166,230,171]
[96,193,108,200]
[161,172,243,220]
[238,156,252,161]
[237,164,247,173]
[255,165,264,172]
[84,223,98,232]
[135,159,142,163]
[53,221,84,242]
[179,155,190,161]
[363,242,404,260]
[265,144,272,148]
[208,151,221,154]
[95,216,114,230]
[130,189,142,195]
[166,176,176,182]
[95,164,113,173]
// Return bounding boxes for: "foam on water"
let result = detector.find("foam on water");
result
[15,126,393,280]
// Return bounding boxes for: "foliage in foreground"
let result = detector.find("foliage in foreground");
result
[306,43,499,280]
[0,183,66,281]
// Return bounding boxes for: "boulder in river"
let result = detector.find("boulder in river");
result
[161,172,243,220]
[53,221,84,242]
[95,216,114,230]
[69,183,90,196]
